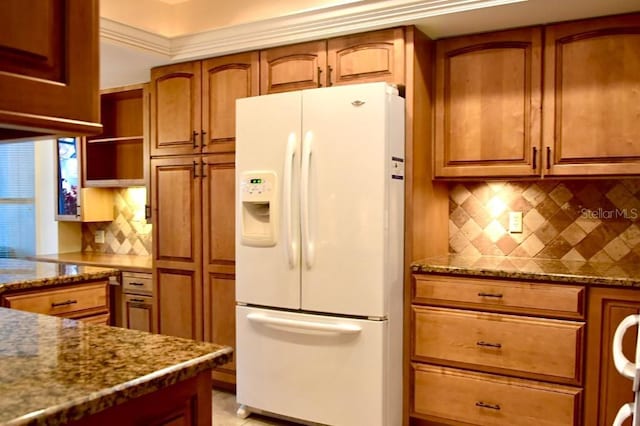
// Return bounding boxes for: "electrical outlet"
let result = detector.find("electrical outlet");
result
[94,230,105,244]
[508,212,523,233]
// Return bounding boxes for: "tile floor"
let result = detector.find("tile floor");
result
[213,390,303,425]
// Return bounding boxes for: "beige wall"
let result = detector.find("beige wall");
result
[101,0,364,37]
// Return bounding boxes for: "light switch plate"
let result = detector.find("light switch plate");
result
[94,230,105,244]
[508,212,523,233]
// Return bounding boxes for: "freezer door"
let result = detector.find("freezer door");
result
[300,83,405,317]
[236,306,397,426]
[236,92,302,309]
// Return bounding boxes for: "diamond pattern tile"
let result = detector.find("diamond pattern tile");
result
[448,179,640,262]
[82,188,152,256]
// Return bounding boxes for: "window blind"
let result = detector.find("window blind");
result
[0,141,35,257]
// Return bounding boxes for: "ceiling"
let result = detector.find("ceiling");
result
[99,0,640,89]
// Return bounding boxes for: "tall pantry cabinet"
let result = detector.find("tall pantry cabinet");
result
[150,51,259,387]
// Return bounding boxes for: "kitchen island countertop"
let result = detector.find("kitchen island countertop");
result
[412,255,640,288]
[0,258,118,295]
[0,307,232,425]
[30,252,152,273]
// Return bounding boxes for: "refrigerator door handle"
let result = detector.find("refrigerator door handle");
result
[247,312,362,334]
[284,132,297,268]
[613,314,640,381]
[301,130,315,268]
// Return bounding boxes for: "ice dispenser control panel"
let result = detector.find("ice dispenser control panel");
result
[240,171,278,247]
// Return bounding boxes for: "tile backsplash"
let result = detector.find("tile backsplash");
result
[449,180,640,262]
[82,188,152,256]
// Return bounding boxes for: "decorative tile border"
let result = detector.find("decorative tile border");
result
[448,180,640,262]
[82,188,151,256]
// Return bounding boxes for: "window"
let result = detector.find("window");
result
[0,142,35,257]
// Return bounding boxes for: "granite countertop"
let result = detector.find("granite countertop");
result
[412,255,640,288]
[31,253,152,273]
[0,259,118,295]
[0,307,232,426]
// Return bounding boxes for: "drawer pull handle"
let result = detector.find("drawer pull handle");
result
[130,298,146,303]
[129,282,145,286]
[51,299,78,308]
[478,292,503,298]
[476,401,501,411]
[477,341,502,349]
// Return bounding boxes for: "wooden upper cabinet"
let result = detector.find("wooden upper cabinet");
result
[260,40,328,94]
[327,28,405,87]
[543,13,640,176]
[434,27,543,178]
[151,52,258,156]
[202,52,259,154]
[260,28,406,94]
[0,0,102,140]
[150,62,202,157]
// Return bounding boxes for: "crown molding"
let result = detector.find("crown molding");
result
[100,0,525,61]
[100,18,172,56]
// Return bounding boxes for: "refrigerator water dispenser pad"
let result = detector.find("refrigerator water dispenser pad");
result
[240,171,278,247]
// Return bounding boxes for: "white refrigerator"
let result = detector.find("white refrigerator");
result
[235,82,405,426]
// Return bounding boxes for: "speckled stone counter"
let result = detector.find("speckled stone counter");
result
[0,307,232,426]
[0,259,118,295]
[412,255,640,288]
[31,253,152,273]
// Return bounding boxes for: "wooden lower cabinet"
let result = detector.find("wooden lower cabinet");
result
[122,294,153,332]
[410,274,585,425]
[152,153,236,386]
[1,279,110,323]
[155,268,202,341]
[412,364,582,426]
[68,370,212,426]
[584,286,640,426]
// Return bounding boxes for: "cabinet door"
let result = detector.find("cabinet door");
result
[202,52,259,154]
[434,27,543,178]
[151,156,203,340]
[543,14,640,176]
[584,287,640,426]
[260,40,327,94]
[155,268,202,341]
[151,156,202,271]
[0,0,101,139]
[202,153,236,385]
[327,28,405,87]
[150,62,202,156]
[122,294,153,333]
[55,137,113,222]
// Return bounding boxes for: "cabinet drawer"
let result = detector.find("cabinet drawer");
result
[122,293,153,333]
[412,306,584,384]
[3,281,108,318]
[122,272,153,294]
[412,363,582,425]
[413,274,585,319]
